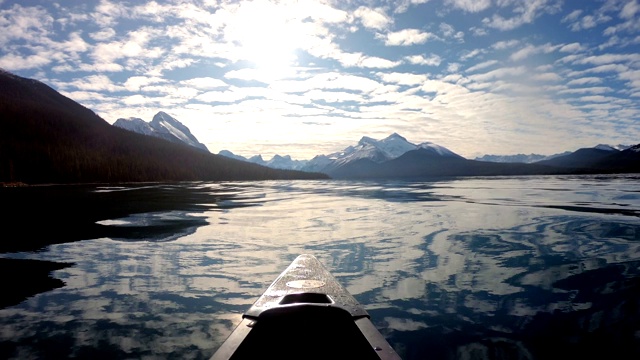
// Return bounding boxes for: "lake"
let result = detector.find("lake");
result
[1,175,640,359]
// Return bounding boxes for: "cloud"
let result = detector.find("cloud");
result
[0,53,51,71]
[491,39,520,49]
[377,72,428,86]
[446,0,491,13]
[483,0,562,31]
[358,56,402,68]
[620,0,639,19]
[0,4,54,45]
[532,72,562,82]
[561,9,582,23]
[124,76,168,92]
[566,77,603,86]
[510,43,560,61]
[404,54,442,66]
[439,22,464,41]
[180,77,228,90]
[466,60,499,73]
[380,29,436,46]
[64,75,122,92]
[575,53,640,65]
[195,90,247,103]
[559,42,584,53]
[354,6,392,30]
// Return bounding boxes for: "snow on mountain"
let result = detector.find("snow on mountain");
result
[113,117,155,136]
[114,111,209,152]
[594,144,619,152]
[217,151,309,170]
[417,141,464,158]
[302,133,461,173]
[150,112,209,152]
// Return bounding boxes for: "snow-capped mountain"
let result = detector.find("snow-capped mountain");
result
[302,133,462,173]
[217,151,309,170]
[114,111,209,152]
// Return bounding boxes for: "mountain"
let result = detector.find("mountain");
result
[320,136,640,180]
[476,144,631,164]
[0,70,328,184]
[475,153,568,163]
[329,147,565,179]
[217,151,309,170]
[591,145,640,173]
[535,146,620,169]
[302,133,463,173]
[114,112,209,152]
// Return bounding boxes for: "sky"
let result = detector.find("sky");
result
[1,0,639,160]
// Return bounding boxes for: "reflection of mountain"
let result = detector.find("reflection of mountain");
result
[0,184,226,252]
[0,258,72,309]
[98,211,208,242]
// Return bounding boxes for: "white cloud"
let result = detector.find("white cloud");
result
[381,29,435,46]
[195,90,247,103]
[124,76,167,92]
[620,0,639,19]
[65,75,122,92]
[180,77,228,90]
[354,6,392,30]
[491,39,520,49]
[561,9,582,23]
[89,28,116,41]
[483,0,562,31]
[510,43,560,61]
[559,42,584,53]
[0,4,54,45]
[468,66,527,82]
[0,53,51,70]
[358,56,402,68]
[439,22,464,41]
[377,72,428,86]
[466,60,499,73]
[566,77,603,86]
[575,53,640,65]
[404,54,442,66]
[446,0,491,13]
[532,72,562,82]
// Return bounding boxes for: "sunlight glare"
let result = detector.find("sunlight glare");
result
[226,1,307,80]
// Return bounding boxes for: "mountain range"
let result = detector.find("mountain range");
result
[1,68,638,184]
[111,108,639,179]
[0,69,327,184]
[216,134,639,178]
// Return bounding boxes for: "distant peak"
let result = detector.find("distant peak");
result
[594,144,618,151]
[358,136,378,146]
[384,132,407,141]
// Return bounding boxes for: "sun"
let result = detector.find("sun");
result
[226,1,306,79]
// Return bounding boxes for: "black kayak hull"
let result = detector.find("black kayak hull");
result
[211,254,401,360]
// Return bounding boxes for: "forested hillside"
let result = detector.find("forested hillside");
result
[0,70,327,184]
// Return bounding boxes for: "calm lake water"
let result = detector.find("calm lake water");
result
[1,175,640,359]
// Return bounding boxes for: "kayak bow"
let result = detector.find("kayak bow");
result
[211,254,401,360]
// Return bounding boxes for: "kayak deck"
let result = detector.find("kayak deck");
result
[211,254,401,360]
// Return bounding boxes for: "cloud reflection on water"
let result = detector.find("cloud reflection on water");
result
[0,175,639,359]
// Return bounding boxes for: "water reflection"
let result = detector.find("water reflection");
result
[0,175,639,359]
